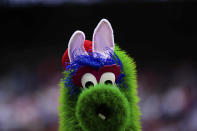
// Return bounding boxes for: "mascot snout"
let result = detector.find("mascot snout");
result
[76,84,129,131]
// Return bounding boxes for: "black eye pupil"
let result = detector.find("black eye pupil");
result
[85,81,94,88]
[105,80,113,85]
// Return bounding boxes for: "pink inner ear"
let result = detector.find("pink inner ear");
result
[93,19,114,55]
[62,40,92,69]
[68,31,87,62]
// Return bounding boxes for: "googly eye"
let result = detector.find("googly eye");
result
[81,73,97,88]
[99,72,115,85]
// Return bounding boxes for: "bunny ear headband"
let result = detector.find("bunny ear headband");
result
[62,19,114,69]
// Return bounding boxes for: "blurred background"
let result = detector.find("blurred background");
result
[0,0,197,131]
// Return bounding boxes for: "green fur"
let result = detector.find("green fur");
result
[76,84,130,131]
[58,45,141,131]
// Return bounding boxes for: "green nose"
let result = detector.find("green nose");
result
[76,84,130,131]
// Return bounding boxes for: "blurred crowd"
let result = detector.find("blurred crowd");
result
[0,55,61,131]
[139,62,197,131]
[0,58,196,131]
[0,0,194,130]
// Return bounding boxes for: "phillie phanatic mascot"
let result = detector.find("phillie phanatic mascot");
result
[59,19,141,131]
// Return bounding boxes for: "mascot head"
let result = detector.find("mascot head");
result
[59,19,141,131]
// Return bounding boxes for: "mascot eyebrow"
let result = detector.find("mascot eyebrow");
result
[59,19,141,131]
[72,64,121,87]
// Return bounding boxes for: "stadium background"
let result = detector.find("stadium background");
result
[0,1,197,131]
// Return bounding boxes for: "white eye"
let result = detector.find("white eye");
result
[99,72,115,85]
[81,73,97,88]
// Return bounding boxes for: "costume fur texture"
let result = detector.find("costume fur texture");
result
[59,19,141,131]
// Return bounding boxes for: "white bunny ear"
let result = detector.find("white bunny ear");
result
[93,19,114,56]
[68,31,87,62]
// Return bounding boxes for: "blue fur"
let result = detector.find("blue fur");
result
[64,50,125,97]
